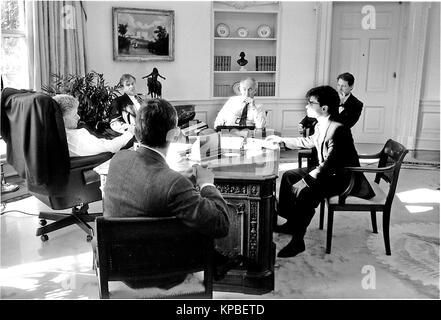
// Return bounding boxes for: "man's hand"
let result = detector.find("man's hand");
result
[265,135,284,144]
[243,97,255,108]
[193,164,215,187]
[298,123,305,135]
[338,91,346,104]
[126,124,136,135]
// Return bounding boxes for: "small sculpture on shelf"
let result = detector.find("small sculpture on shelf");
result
[142,67,166,98]
[237,52,248,71]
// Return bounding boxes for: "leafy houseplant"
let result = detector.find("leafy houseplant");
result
[42,71,120,132]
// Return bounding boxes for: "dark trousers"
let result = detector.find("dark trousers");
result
[278,168,350,241]
[278,168,324,241]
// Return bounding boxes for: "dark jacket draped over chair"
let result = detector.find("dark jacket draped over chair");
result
[1,88,70,195]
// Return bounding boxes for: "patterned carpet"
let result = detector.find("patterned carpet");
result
[367,222,439,289]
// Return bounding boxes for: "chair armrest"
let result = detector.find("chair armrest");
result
[358,152,382,159]
[343,164,395,174]
[70,152,113,169]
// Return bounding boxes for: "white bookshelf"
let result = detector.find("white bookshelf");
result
[211,1,280,98]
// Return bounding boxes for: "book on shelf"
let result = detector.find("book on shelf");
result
[255,56,276,71]
[257,82,275,96]
[214,56,231,71]
[214,84,231,97]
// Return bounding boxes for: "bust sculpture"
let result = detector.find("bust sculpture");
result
[237,52,248,71]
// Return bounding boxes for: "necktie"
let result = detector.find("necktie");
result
[238,102,249,126]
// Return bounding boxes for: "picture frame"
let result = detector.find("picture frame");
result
[113,7,174,61]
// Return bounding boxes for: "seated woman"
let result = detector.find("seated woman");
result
[109,74,141,134]
[53,94,134,157]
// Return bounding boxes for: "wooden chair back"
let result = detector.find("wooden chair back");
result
[94,216,214,299]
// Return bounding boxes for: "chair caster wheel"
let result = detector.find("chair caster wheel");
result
[41,234,49,242]
[39,219,47,226]
[86,235,93,242]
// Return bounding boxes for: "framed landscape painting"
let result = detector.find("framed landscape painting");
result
[113,7,174,61]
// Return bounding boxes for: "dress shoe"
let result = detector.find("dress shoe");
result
[277,239,305,258]
[273,222,293,234]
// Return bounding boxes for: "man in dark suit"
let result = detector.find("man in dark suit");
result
[109,74,143,134]
[104,98,238,286]
[334,72,363,128]
[298,72,363,132]
[266,86,375,258]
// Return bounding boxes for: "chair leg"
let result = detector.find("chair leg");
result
[382,210,391,255]
[326,208,334,254]
[370,210,378,233]
[298,154,303,168]
[36,214,78,236]
[97,269,109,299]
[319,200,325,230]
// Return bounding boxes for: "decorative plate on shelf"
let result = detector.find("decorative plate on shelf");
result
[237,27,249,38]
[232,82,241,95]
[216,23,230,37]
[257,24,272,38]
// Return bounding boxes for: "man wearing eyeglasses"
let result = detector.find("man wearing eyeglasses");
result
[214,78,267,130]
[266,86,374,258]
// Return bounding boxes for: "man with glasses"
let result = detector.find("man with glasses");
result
[266,86,374,258]
[214,77,267,130]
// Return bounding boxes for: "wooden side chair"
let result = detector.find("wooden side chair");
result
[93,216,215,299]
[319,139,409,255]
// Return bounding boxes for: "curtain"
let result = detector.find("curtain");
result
[27,1,88,91]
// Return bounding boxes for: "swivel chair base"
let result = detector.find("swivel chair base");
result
[36,204,102,242]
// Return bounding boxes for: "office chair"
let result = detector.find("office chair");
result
[1,88,112,242]
[93,216,215,299]
[319,139,408,255]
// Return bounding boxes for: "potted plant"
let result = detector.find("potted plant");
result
[42,71,120,133]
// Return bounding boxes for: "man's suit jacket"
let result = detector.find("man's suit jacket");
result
[335,94,363,128]
[104,147,230,238]
[109,94,137,126]
[284,119,375,199]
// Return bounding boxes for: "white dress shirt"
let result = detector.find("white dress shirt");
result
[214,96,267,129]
[65,128,133,157]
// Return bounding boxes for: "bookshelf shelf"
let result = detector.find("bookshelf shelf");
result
[211,1,280,98]
[214,71,277,74]
[214,37,277,41]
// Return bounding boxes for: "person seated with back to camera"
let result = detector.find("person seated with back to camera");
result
[214,77,267,130]
[103,98,242,288]
[109,73,144,135]
[53,94,134,157]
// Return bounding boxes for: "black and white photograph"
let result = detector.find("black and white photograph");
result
[0,0,439,307]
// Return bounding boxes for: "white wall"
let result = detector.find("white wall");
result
[278,2,317,98]
[417,2,440,150]
[85,1,212,100]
